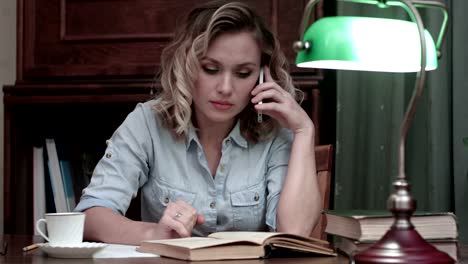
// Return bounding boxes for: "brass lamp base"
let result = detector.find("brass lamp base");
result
[354,179,455,264]
[354,227,455,264]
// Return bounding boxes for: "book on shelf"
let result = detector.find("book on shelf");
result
[59,159,76,211]
[33,145,46,235]
[136,231,337,261]
[43,151,56,214]
[56,139,77,211]
[44,138,68,212]
[325,210,458,241]
[337,237,459,262]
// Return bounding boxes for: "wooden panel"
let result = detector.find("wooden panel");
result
[19,0,323,80]
[61,0,175,41]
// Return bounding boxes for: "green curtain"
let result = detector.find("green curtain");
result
[333,0,467,243]
[451,0,468,245]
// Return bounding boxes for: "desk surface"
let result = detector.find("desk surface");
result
[1,235,467,264]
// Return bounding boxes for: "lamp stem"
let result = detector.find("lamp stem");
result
[337,0,427,181]
[396,0,426,181]
[297,0,320,44]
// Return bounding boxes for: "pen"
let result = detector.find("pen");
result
[22,243,39,252]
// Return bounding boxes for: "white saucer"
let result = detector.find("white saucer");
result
[38,242,108,258]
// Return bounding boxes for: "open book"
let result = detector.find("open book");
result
[136,231,336,261]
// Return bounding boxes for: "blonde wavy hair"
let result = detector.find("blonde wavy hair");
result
[154,0,302,143]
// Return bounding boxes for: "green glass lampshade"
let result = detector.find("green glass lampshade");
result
[295,16,438,72]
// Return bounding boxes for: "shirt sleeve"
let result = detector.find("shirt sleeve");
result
[74,102,155,215]
[264,128,293,231]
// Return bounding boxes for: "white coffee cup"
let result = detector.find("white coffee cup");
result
[35,212,85,246]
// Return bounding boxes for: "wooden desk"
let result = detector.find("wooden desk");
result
[1,235,467,264]
[0,235,344,264]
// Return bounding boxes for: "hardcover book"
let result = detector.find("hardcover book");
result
[45,138,68,212]
[59,160,76,212]
[33,145,46,235]
[325,210,458,241]
[137,231,337,261]
[337,237,459,262]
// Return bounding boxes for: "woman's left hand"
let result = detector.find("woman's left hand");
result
[251,66,314,135]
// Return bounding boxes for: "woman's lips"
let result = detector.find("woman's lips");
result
[211,101,233,110]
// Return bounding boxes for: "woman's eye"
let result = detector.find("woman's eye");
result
[202,66,218,75]
[237,71,251,78]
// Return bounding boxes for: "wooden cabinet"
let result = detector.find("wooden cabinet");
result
[4,0,329,235]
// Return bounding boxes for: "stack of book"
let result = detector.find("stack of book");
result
[324,210,459,262]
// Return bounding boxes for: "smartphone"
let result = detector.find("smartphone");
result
[257,68,264,123]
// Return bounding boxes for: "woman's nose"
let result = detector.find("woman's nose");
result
[217,74,233,95]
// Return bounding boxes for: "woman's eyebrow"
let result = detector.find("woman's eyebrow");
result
[201,57,257,67]
[235,62,257,67]
[200,57,217,62]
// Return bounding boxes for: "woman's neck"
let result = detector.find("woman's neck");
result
[192,110,237,146]
[197,120,235,146]
[195,118,236,177]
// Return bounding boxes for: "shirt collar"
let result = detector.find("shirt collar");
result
[186,124,200,151]
[229,121,248,148]
[185,120,248,150]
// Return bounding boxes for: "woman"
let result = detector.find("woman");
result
[75,0,321,245]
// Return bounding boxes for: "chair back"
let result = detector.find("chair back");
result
[309,144,334,240]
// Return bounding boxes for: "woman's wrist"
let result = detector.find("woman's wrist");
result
[293,120,315,138]
[141,221,166,240]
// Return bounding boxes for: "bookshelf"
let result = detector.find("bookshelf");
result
[3,0,332,235]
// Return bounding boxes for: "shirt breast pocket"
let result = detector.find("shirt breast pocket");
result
[151,182,197,221]
[230,183,266,231]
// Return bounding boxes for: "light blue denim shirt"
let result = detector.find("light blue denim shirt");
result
[75,100,293,236]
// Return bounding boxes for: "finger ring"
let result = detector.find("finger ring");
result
[174,212,182,219]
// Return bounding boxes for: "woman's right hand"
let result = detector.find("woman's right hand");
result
[154,200,205,239]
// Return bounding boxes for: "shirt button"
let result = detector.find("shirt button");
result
[254,193,260,201]
[164,197,169,204]
[220,164,225,172]
[210,202,216,209]
[105,153,112,158]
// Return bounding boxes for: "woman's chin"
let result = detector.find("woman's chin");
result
[206,113,238,125]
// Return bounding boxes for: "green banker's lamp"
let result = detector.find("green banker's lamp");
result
[294,0,451,263]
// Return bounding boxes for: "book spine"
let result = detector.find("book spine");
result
[33,146,46,235]
[45,138,68,212]
[60,160,76,211]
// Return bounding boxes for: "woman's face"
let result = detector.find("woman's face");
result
[192,31,261,128]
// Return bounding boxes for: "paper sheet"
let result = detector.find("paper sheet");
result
[93,244,159,258]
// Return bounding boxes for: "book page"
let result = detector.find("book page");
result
[271,242,336,255]
[208,232,330,246]
[93,244,159,258]
[142,237,251,249]
[208,232,279,244]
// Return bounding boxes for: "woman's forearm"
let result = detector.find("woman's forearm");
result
[276,125,322,236]
[83,206,159,245]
